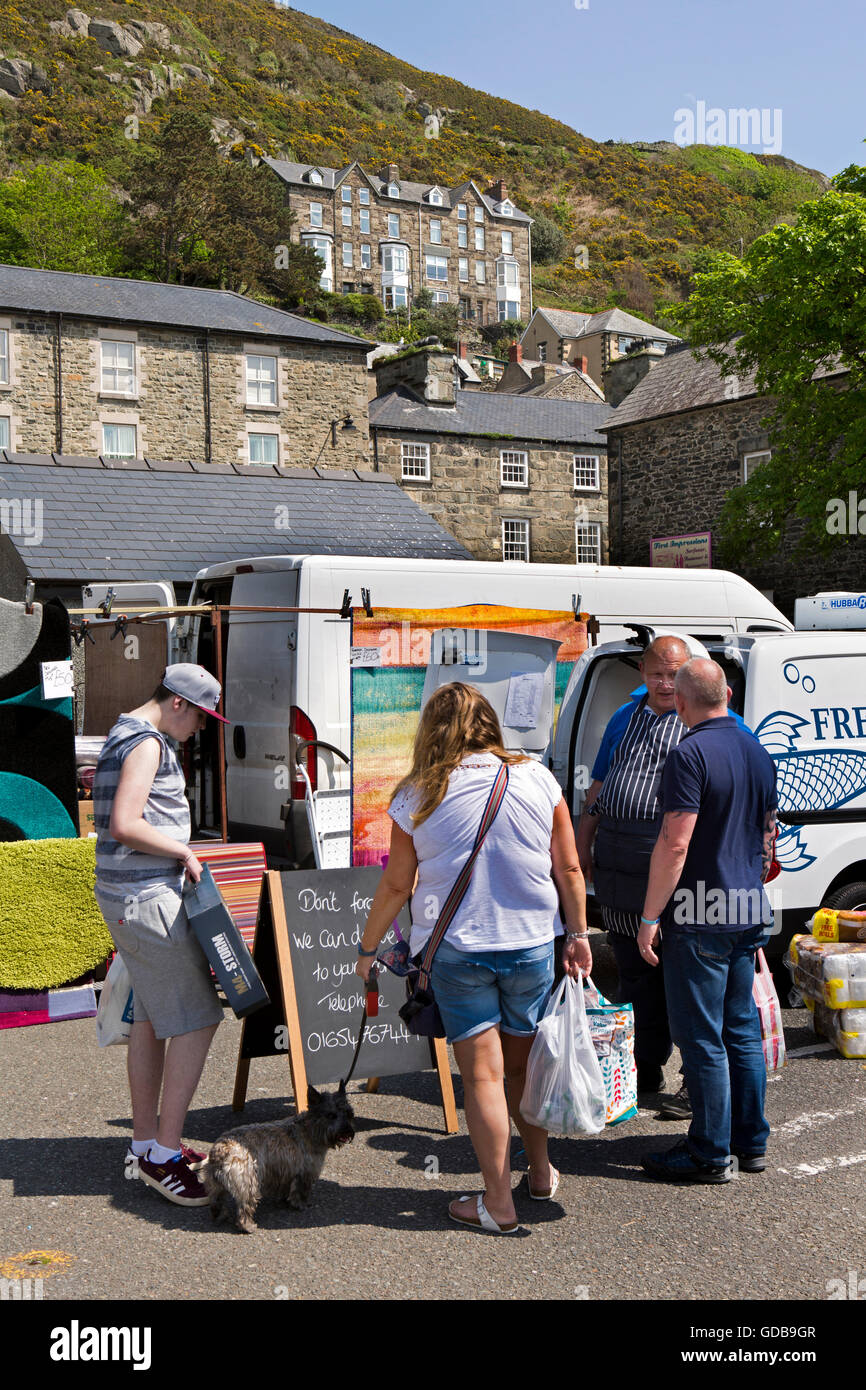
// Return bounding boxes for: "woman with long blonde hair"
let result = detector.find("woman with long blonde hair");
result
[355,682,591,1233]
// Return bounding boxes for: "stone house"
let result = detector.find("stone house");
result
[496,342,606,402]
[0,264,371,470]
[520,306,679,393]
[369,342,611,564]
[602,345,859,617]
[264,158,532,328]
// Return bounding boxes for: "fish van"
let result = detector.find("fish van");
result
[551,623,866,957]
[182,553,790,865]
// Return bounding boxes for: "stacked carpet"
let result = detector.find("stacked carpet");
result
[0,838,112,992]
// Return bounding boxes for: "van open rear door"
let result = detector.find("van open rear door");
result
[420,629,562,759]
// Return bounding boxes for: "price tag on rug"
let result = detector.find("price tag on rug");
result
[41,659,74,700]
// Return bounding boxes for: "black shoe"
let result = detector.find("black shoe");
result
[636,1067,663,1094]
[642,1138,731,1184]
[731,1149,766,1173]
[659,1081,692,1120]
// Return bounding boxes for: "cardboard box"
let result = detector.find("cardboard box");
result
[78,800,95,836]
[183,865,270,1018]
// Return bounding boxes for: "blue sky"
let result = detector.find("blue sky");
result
[284,0,864,177]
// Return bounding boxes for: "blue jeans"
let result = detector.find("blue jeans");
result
[662,925,770,1167]
[430,938,555,1044]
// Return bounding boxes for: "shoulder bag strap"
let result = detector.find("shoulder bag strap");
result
[417,762,509,988]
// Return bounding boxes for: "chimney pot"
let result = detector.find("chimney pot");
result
[457,341,467,359]
[508,342,523,364]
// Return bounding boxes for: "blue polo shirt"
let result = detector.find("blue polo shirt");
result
[658,715,777,931]
[591,687,752,783]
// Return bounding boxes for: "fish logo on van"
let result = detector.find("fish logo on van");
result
[754,711,866,872]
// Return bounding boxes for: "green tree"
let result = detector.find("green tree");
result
[122,109,321,305]
[672,164,866,559]
[0,160,124,274]
[530,214,567,265]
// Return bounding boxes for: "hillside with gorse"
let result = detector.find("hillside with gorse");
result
[0,0,828,327]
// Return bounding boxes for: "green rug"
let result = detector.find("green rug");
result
[0,839,113,989]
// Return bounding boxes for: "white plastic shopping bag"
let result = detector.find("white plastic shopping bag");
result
[95,953,134,1047]
[520,975,606,1135]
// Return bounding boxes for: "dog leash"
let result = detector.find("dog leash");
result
[342,962,380,1086]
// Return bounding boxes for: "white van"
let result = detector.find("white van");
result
[553,627,866,955]
[184,553,790,864]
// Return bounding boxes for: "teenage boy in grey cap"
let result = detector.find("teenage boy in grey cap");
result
[93,665,229,1207]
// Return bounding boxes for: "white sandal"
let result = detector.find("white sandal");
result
[529,1166,560,1200]
[448,1193,520,1235]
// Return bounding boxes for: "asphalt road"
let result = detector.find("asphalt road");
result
[2,945,864,1307]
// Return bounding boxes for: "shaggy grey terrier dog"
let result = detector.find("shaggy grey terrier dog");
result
[198,1082,355,1233]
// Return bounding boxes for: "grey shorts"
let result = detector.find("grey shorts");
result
[95,886,224,1040]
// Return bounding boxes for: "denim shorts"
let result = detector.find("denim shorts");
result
[430,938,555,1043]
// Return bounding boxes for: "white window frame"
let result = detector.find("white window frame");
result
[573,454,600,491]
[458,224,468,249]
[309,201,323,228]
[575,520,602,564]
[384,285,408,310]
[496,259,519,288]
[475,261,486,284]
[245,353,278,407]
[382,244,408,274]
[497,301,521,322]
[401,441,430,480]
[341,205,352,227]
[538,342,547,362]
[474,226,485,251]
[342,242,353,268]
[0,415,10,451]
[429,218,442,244]
[341,186,352,203]
[428,188,444,205]
[500,450,528,488]
[743,449,772,482]
[432,291,449,304]
[426,255,448,282]
[501,230,513,254]
[387,212,400,238]
[309,169,323,185]
[359,207,370,234]
[101,339,136,396]
[248,432,279,467]
[502,518,529,562]
[302,234,333,291]
[457,203,468,219]
[360,244,372,270]
[474,206,484,223]
[458,257,469,282]
[102,422,137,459]
[359,187,370,205]
[0,329,8,386]
[387,182,400,198]
[500,199,514,216]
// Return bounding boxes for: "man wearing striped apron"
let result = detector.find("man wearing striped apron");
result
[577,636,691,1106]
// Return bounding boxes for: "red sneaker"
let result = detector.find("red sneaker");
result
[125,1142,206,1179]
[138,1150,210,1206]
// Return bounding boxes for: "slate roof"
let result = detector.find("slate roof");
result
[526,306,679,343]
[601,345,848,430]
[0,265,370,350]
[501,360,605,400]
[370,387,611,445]
[263,158,531,222]
[0,454,471,584]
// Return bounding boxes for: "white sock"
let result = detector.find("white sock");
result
[130,1138,155,1157]
[148,1141,182,1164]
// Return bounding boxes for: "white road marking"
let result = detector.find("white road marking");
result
[771,1097,866,1138]
[777,1152,866,1178]
[785,1042,836,1057]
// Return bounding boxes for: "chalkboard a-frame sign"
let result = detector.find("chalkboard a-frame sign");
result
[231,868,458,1134]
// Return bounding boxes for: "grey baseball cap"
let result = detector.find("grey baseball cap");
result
[162,664,229,723]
